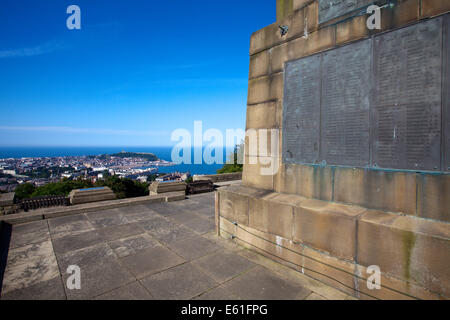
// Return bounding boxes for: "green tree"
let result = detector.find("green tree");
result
[217,143,244,174]
[31,178,93,197]
[95,176,149,199]
[14,183,36,199]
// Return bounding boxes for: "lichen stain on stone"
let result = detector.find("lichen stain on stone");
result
[401,230,416,283]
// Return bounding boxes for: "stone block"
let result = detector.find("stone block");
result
[149,181,186,195]
[417,174,450,223]
[305,1,319,32]
[277,0,294,22]
[334,167,417,215]
[269,72,284,101]
[248,193,295,239]
[336,15,370,45]
[274,164,333,201]
[218,187,249,226]
[289,8,305,38]
[220,216,304,269]
[381,0,419,30]
[250,22,288,55]
[357,210,450,298]
[246,102,277,129]
[288,26,335,61]
[302,245,357,297]
[242,155,279,190]
[293,199,366,261]
[245,128,279,158]
[421,0,450,18]
[0,192,15,207]
[193,172,242,183]
[355,264,441,300]
[165,191,186,202]
[69,187,116,205]
[270,43,289,74]
[250,28,267,55]
[293,0,311,11]
[247,76,271,105]
[249,50,270,79]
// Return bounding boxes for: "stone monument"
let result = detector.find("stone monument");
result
[216,0,450,299]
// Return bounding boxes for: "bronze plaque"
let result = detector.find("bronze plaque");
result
[372,18,443,171]
[282,54,321,164]
[318,0,372,24]
[321,40,372,166]
[282,15,448,172]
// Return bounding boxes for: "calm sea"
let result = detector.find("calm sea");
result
[0,146,234,175]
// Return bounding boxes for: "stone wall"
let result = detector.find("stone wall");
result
[244,0,450,220]
[193,172,242,183]
[217,0,450,299]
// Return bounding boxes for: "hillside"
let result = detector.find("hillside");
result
[110,151,159,161]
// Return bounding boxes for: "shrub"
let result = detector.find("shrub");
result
[217,143,244,174]
[14,183,36,199]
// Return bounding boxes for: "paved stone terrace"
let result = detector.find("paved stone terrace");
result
[0,192,354,300]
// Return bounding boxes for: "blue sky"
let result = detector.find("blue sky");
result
[0,0,274,147]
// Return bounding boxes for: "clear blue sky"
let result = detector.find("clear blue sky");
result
[0,0,274,147]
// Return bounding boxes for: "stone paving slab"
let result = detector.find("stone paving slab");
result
[166,235,220,260]
[0,192,352,300]
[52,230,104,256]
[2,240,59,295]
[108,233,160,258]
[193,250,257,283]
[9,220,50,249]
[140,263,217,300]
[57,243,117,272]
[95,281,153,300]
[86,209,130,228]
[222,266,312,300]
[96,223,145,242]
[1,276,66,300]
[193,286,241,300]
[63,259,135,300]
[117,205,160,223]
[120,246,185,279]
[47,214,95,239]
[146,223,197,245]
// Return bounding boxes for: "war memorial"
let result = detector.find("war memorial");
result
[216,0,450,299]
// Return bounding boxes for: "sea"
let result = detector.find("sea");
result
[0,146,235,175]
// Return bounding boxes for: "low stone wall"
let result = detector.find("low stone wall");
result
[0,193,15,207]
[0,192,185,225]
[149,181,186,195]
[216,185,450,300]
[0,193,18,215]
[194,172,242,183]
[69,187,116,205]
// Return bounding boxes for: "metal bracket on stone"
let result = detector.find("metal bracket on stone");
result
[279,25,289,36]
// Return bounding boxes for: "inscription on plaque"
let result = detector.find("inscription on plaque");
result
[283,55,321,164]
[373,18,443,171]
[318,0,372,24]
[282,15,448,172]
[321,40,371,166]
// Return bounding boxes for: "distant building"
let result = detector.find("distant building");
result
[137,176,148,183]
[3,170,16,176]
